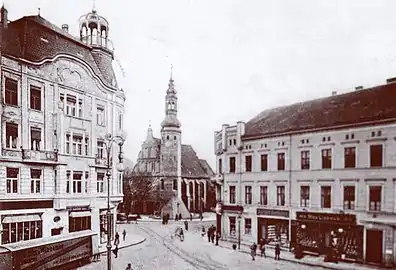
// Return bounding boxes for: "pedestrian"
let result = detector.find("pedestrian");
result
[210,226,216,243]
[166,213,169,224]
[215,230,221,246]
[125,263,132,270]
[92,251,100,262]
[114,232,120,248]
[275,243,281,260]
[175,214,179,221]
[113,246,119,258]
[184,220,188,231]
[123,229,127,241]
[259,238,266,257]
[190,213,192,221]
[200,212,203,221]
[179,213,182,220]
[250,242,257,261]
[201,226,206,237]
[207,226,212,242]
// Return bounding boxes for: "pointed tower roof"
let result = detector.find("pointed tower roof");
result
[145,122,155,142]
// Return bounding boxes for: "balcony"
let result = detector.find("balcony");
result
[21,149,58,163]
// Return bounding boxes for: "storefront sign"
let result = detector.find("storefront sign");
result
[296,212,356,224]
[66,206,90,211]
[257,208,289,218]
[222,205,243,213]
[13,235,92,270]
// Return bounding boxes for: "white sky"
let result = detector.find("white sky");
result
[5,0,396,169]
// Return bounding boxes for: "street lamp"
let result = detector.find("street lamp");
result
[237,211,242,250]
[104,132,125,270]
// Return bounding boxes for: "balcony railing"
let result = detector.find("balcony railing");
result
[80,36,114,52]
[21,149,58,162]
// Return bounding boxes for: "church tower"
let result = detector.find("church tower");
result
[160,70,182,199]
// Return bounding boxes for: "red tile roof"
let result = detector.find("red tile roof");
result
[2,15,114,88]
[181,144,213,178]
[243,83,396,140]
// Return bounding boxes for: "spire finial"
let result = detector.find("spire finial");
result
[170,64,173,80]
[92,0,96,12]
[149,120,152,128]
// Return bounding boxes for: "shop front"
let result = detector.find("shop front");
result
[292,211,363,262]
[257,208,290,248]
[99,209,114,244]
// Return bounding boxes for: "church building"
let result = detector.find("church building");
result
[133,75,215,218]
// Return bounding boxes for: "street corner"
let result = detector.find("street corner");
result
[98,234,147,254]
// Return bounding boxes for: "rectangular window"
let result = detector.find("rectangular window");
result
[1,219,42,244]
[69,216,91,232]
[30,169,41,194]
[229,157,236,173]
[97,106,105,126]
[30,86,41,110]
[245,186,252,204]
[321,186,331,208]
[218,158,222,174]
[84,137,89,156]
[97,141,104,159]
[229,216,236,236]
[118,113,123,129]
[30,127,41,151]
[72,171,83,193]
[245,155,252,172]
[5,123,18,149]
[4,77,18,106]
[344,147,356,168]
[229,185,236,204]
[6,168,19,194]
[370,145,383,167]
[277,153,285,171]
[78,98,83,118]
[65,134,70,154]
[301,151,310,170]
[260,154,268,171]
[72,135,83,155]
[66,170,71,193]
[260,186,268,205]
[66,94,77,117]
[173,179,177,190]
[369,186,381,211]
[343,186,355,210]
[97,172,104,193]
[277,186,285,206]
[244,218,252,235]
[321,149,332,169]
[300,186,310,207]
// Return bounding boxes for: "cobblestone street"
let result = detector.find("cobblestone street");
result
[79,222,324,270]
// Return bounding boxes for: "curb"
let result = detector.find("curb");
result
[98,237,147,255]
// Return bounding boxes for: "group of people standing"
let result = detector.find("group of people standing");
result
[206,225,221,246]
[250,238,281,261]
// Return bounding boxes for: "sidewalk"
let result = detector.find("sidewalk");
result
[138,212,216,223]
[217,240,382,270]
[97,233,146,254]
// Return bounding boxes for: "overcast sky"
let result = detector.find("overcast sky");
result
[6,0,396,168]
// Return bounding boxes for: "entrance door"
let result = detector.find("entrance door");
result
[366,229,383,265]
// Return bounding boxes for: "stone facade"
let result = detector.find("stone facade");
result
[0,6,125,252]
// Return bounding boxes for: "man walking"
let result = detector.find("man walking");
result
[125,263,132,270]
[250,242,257,261]
[123,229,127,241]
[275,243,281,260]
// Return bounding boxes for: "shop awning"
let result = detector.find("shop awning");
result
[2,214,41,223]
[69,211,91,218]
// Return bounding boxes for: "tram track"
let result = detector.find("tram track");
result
[139,226,228,270]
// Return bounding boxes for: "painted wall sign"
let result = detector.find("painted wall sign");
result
[13,236,92,270]
[296,211,356,224]
[256,208,290,217]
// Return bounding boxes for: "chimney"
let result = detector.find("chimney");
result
[1,5,8,29]
[386,77,396,84]
[331,91,337,96]
[61,24,69,33]
[355,86,364,91]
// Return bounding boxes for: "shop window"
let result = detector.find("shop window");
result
[30,86,41,110]
[370,145,383,167]
[72,135,83,155]
[276,186,285,206]
[245,186,252,204]
[6,167,19,194]
[343,186,355,210]
[229,216,236,236]
[97,172,105,193]
[344,147,356,168]
[30,127,41,151]
[5,122,18,149]
[300,186,310,207]
[260,154,268,171]
[100,211,114,243]
[244,218,252,235]
[277,153,285,171]
[245,155,252,172]
[321,186,331,208]
[321,149,332,169]
[229,157,236,173]
[218,158,222,174]
[369,186,381,211]
[173,179,178,190]
[72,171,83,193]
[69,216,91,232]
[260,186,268,205]
[229,185,236,204]
[301,151,310,170]
[30,169,41,194]
[66,94,77,117]
[4,77,18,106]
[1,218,42,244]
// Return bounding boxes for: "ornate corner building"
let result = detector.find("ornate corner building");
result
[0,4,125,255]
[133,76,216,218]
[214,82,396,268]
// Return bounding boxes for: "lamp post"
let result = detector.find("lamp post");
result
[237,211,242,250]
[104,132,125,270]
